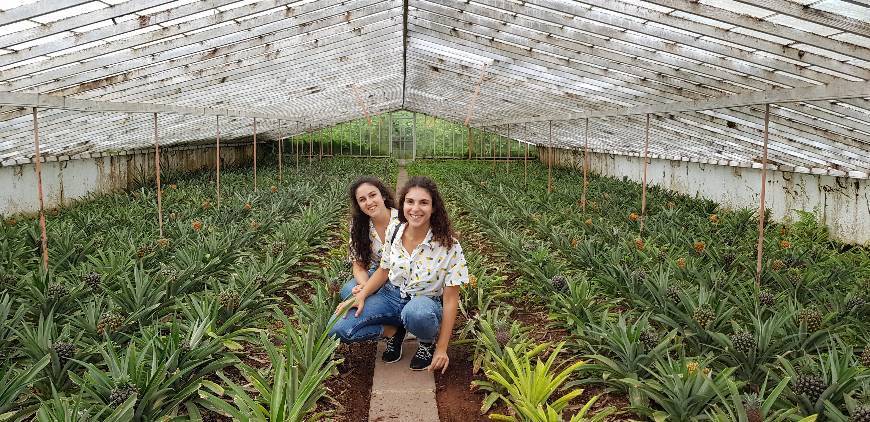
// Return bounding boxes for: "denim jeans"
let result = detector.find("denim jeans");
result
[329,283,443,343]
[339,267,379,300]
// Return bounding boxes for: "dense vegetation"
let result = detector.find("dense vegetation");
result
[0,158,393,421]
[411,160,870,421]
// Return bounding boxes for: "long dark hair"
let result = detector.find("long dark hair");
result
[397,176,455,248]
[349,176,397,265]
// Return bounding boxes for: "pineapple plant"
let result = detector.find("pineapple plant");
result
[797,307,823,332]
[270,241,287,256]
[135,243,155,258]
[758,290,776,307]
[666,286,681,303]
[634,238,645,251]
[693,304,716,328]
[631,269,647,282]
[861,345,870,367]
[743,393,763,422]
[549,275,567,292]
[771,259,785,271]
[640,329,659,350]
[846,295,867,311]
[52,341,76,363]
[722,252,736,268]
[218,290,241,311]
[785,268,803,285]
[730,331,755,354]
[108,383,139,407]
[792,371,827,403]
[97,312,124,335]
[81,272,101,291]
[853,405,870,422]
[46,283,69,302]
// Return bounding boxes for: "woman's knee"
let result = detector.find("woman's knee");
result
[339,279,357,301]
[401,297,441,333]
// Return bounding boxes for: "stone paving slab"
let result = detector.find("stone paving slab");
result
[369,339,438,421]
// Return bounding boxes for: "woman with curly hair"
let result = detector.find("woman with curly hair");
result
[330,176,469,372]
[340,176,400,300]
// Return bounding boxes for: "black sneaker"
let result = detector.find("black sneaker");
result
[382,326,406,363]
[410,342,435,371]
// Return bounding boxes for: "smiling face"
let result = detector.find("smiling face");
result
[355,183,386,217]
[403,187,433,229]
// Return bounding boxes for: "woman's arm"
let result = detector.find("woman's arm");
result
[335,267,390,317]
[430,285,460,373]
[351,260,370,285]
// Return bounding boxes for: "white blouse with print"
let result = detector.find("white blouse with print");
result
[349,208,401,268]
[379,223,469,298]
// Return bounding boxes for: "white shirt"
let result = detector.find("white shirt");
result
[379,222,469,297]
[349,208,400,268]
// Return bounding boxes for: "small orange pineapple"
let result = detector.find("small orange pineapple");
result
[571,238,579,248]
[201,200,211,210]
[629,212,639,222]
[584,218,593,226]
[469,275,478,289]
[156,238,170,249]
[192,220,203,232]
[635,238,645,251]
[771,259,785,271]
[244,203,252,211]
[693,241,706,254]
[709,214,719,224]
[677,257,687,269]
[780,240,791,249]
[270,186,278,193]
[249,220,260,230]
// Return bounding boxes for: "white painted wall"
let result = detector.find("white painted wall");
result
[544,148,870,245]
[0,142,258,217]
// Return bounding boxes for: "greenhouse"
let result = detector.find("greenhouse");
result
[0,0,869,420]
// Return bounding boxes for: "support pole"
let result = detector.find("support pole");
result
[252,118,258,191]
[412,112,417,161]
[319,127,323,161]
[388,113,393,157]
[216,116,221,208]
[524,124,529,186]
[308,125,313,163]
[466,126,473,159]
[277,126,283,181]
[506,124,511,172]
[547,120,553,193]
[581,118,589,212]
[640,114,650,234]
[154,113,164,238]
[330,126,334,157]
[755,104,771,288]
[32,108,48,271]
[491,129,496,173]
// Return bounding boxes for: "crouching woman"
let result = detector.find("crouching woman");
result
[329,176,469,372]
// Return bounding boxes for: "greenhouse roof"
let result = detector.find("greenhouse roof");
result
[0,0,868,176]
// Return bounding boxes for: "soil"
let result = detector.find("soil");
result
[324,341,378,421]
[434,344,496,422]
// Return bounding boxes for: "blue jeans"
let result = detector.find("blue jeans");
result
[339,267,378,300]
[329,283,443,343]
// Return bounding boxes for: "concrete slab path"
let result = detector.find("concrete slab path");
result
[368,164,439,421]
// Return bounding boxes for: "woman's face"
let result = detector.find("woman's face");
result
[403,187,433,229]
[355,183,385,217]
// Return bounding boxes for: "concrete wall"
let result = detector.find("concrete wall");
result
[542,148,870,245]
[0,142,260,216]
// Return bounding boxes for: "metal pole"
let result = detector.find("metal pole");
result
[216,116,221,208]
[32,108,48,270]
[278,126,283,181]
[388,113,393,157]
[547,120,553,193]
[582,118,589,212]
[154,113,164,238]
[755,104,771,288]
[412,112,417,161]
[308,125,313,163]
[467,126,472,159]
[319,127,323,161]
[506,124,511,171]
[491,129,496,173]
[368,121,372,157]
[330,126,334,157]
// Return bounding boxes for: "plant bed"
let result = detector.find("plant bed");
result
[434,344,492,422]
[325,341,378,422]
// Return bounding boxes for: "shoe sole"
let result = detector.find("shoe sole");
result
[409,365,430,371]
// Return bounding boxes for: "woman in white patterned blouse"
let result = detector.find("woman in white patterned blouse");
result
[330,176,469,372]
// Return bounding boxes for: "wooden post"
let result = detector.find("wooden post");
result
[153,113,164,238]
[277,126,283,181]
[308,126,313,163]
[524,124,529,186]
[330,126,334,157]
[755,104,771,288]
[640,114,651,234]
[32,108,48,270]
[216,116,221,208]
[581,118,589,212]
[319,128,323,161]
[506,124,511,172]
[368,121,372,157]
[547,120,553,193]
[252,117,258,191]
[491,129,496,173]
[466,126,473,159]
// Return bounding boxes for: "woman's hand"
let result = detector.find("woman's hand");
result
[334,295,367,318]
[351,284,364,295]
[429,348,449,374]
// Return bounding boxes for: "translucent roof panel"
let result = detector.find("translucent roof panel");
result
[0,0,867,177]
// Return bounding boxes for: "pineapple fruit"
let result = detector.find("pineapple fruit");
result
[693,241,706,254]
[771,259,785,271]
[846,296,867,311]
[792,372,827,403]
[46,283,69,301]
[549,275,567,292]
[861,345,870,367]
[640,329,659,350]
[629,212,639,222]
[109,383,139,407]
[676,257,687,269]
[693,304,715,328]
[218,290,241,310]
[797,308,823,332]
[52,342,76,363]
[758,290,776,307]
[666,286,681,303]
[730,331,755,354]
[192,220,203,232]
[634,238,645,251]
[853,405,870,422]
[743,393,763,422]
[81,272,102,291]
[97,312,124,335]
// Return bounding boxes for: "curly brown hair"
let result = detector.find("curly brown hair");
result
[397,176,455,248]
[349,176,397,266]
